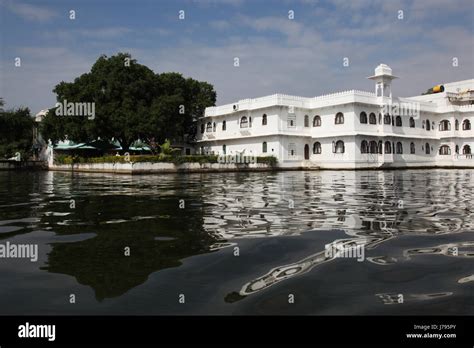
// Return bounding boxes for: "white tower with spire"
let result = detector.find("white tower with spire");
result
[367,64,398,102]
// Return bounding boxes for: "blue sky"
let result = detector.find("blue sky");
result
[1,0,473,114]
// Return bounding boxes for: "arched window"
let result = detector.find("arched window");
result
[455,119,459,130]
[378,113,382,124]
[410,142,415,154]
[378,141,383,154]
[335,112,344,125]
[361,140,368,154]
[313,115,321,127]
[409,117,415,128]
[262,142,267,153]
[422,120,425,129]
[200,123,205,133]
[439,120,450,131]
[463,145,471,155]
[396,142,403,154]
[213,122,216,132]
[304,115,309,127]
[222,120,226,131]
[262,114,267,126]
[360,112,367,124]
[425,143,430,154]
[384,141,392,154]
[240,116,248,128]
[439,145,451,155]
[462,119,471,130]
[369,113,377,124]
[384,114,391,125]
[369,141,378,154]
[455,145,459,154]
[206,122,212,132]
[395,116,402,127]
[249,116,252,127]
[313,142,322,154]
[426,119,430,131]
[333,140,345,153]
[222,144,226,155]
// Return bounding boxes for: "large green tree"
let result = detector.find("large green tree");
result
[0,100,34,159]
[41,53,216,152]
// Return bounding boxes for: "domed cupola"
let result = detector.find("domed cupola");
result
[367,64,398,100]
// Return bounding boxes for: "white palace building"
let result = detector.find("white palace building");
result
[196,64,474,169]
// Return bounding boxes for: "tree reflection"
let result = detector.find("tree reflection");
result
[40,193,216,301]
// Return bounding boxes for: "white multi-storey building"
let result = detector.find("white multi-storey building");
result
[196,64,474,169]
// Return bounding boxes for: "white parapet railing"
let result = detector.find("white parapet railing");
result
[239,129,252,136]
[458,104,474,112]
[204,90,381,117]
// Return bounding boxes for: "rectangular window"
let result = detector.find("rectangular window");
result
[376,83,382,97]
[288,143,296,157]
[288,115,296,128]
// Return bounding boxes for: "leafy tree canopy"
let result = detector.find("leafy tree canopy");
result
[0,101,34,159]
[41,53,216,152]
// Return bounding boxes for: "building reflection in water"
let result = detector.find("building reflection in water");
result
[200,170,474,301]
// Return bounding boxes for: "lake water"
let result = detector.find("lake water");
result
[0,169,473,315]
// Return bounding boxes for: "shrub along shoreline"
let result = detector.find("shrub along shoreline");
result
[54,154,278,166]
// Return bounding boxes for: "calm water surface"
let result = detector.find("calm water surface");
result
[0,169,473,315]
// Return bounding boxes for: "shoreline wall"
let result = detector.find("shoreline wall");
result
[46,160,474,174]
[0,161,47,171]
[49,162,278,174]
[2,159,472,173]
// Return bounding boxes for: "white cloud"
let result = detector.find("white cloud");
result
[41,27,133,41]
[209,20,231,30]
[192,0,245,6]
[2,0,472,113]
[0,47,94,112]
[77,27,133,39]
[3,0,57,22]
[238,15,304,41]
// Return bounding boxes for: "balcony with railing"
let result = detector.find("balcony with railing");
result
[447,90,474,105]
[455,153,473,160]
[239,129,252,136]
